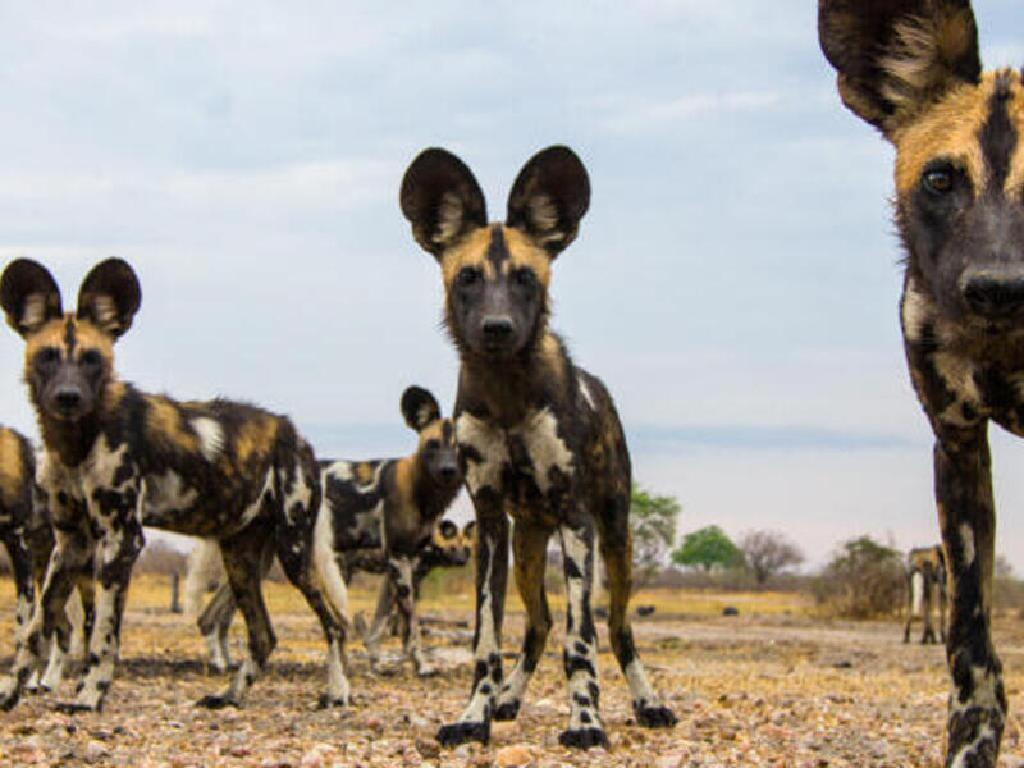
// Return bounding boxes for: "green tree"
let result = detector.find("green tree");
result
[812,535,904,618]
[630,484,680,591]
[671,525,742,572]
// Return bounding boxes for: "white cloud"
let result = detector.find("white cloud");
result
[600,90,783,134]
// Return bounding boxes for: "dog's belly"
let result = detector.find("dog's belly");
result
[140,468,267,537]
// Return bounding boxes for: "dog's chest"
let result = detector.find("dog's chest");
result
[457,407,575,517]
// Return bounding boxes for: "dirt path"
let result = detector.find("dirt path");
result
[0,594,1022,767]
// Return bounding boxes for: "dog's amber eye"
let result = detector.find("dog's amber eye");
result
[456,267,481,287]
[80,349,102,367]
[923,167,954,194]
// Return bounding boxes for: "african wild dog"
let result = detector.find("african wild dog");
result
[0,427,45,682]
[355,519,476,660]
[0,430,92,694]
[0,258,350,712]
[904,545,948,646]
[190,386,463,677]
[400,146,678,748]
[819,0,1023,763]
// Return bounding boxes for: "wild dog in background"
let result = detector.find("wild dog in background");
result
[355,519,476,660]
[819,1,1023,763]
[904,545,947,646]
[0,427,46,683]
[0,258,350,712]
[401,146,677,749]
[189,386,463,677]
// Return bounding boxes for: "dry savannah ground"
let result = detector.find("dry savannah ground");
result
[0,574,1023,768]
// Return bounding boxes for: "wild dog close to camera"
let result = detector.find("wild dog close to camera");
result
[819,1,1023,763]
[904,545,947,646]
[0,258,350,712]
[401,146,677,749]
[192,386,463,677]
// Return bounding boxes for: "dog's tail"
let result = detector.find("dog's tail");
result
[310,469,350,627]
[911,570,924,616]
[184,539,225,615]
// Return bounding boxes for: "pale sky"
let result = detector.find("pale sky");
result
[1,2,1022,568]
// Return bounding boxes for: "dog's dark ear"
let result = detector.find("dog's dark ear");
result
[401,386,441,432]
[507,146,590,258]
[462,520,476,542]
[818,0,981,138]
[400,148,488,259]
[76,258,141,340]
[438,520,458,540]
[0,259,63,337]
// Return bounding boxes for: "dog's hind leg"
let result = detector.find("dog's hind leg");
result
[197,523,275,709]
[598,493,677,730]
[493,520,551,722]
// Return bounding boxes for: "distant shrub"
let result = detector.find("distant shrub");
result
[813,535,904,619]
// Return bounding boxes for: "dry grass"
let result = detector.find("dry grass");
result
[0,573,1021,767]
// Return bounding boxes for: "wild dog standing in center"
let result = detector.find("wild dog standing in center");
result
[401,145,678,749]
[190,386,463,676]
[0,258,350,712]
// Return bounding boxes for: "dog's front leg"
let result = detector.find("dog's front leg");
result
[58,490,144,713]
[390,556,432,676]
[436,500,508,747]
[935,429,1005,768]
[0,520,91,709]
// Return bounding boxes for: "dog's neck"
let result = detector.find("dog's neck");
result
[457,331,568,426]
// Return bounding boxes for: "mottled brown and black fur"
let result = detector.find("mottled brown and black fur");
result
[401,146,677,749]
[0,427,44,680]
[904,545,948,645]
[192,386,462,677]
[0,258,349,713]
[819,1,1024,764]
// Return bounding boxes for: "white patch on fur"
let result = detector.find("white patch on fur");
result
[322,461,354,483]
[458,533,499,724]
[522,408,574,494]
[456,412,508,494]
[313,494,349,623]
[577,376,596,411]
[933,352,981,426]
[911,571,924,616]
[184,540,225,615]
[205,630,230,674]
[191,417,224,462]
[141,470,199,523]
[238,469,275,528]
[901,283,930,343]
[960,524,975,567]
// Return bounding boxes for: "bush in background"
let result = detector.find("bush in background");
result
[813,535,904,619]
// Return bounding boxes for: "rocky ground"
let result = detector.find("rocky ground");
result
[0,578,1022,767]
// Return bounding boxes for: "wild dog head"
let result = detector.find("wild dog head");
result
[820,0,1024,334]
[401,386,461,490]
[0,258,140,424]
[430,519,475,567]
[400,146,590,361]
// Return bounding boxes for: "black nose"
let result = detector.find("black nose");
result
[439,465,459,482]
[55,388,81,410]
[961,270,1024,317]
[482,316,514,342]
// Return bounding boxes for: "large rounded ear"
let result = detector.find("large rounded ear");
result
[506,145,590,258]
[400,148,488,259]
[818,0,981,139]
[0,259,63,337]
[400,386,441,432]
[76,258,141,339]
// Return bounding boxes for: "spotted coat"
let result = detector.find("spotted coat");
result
[400,146,677,749]
[0,258,349,713]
